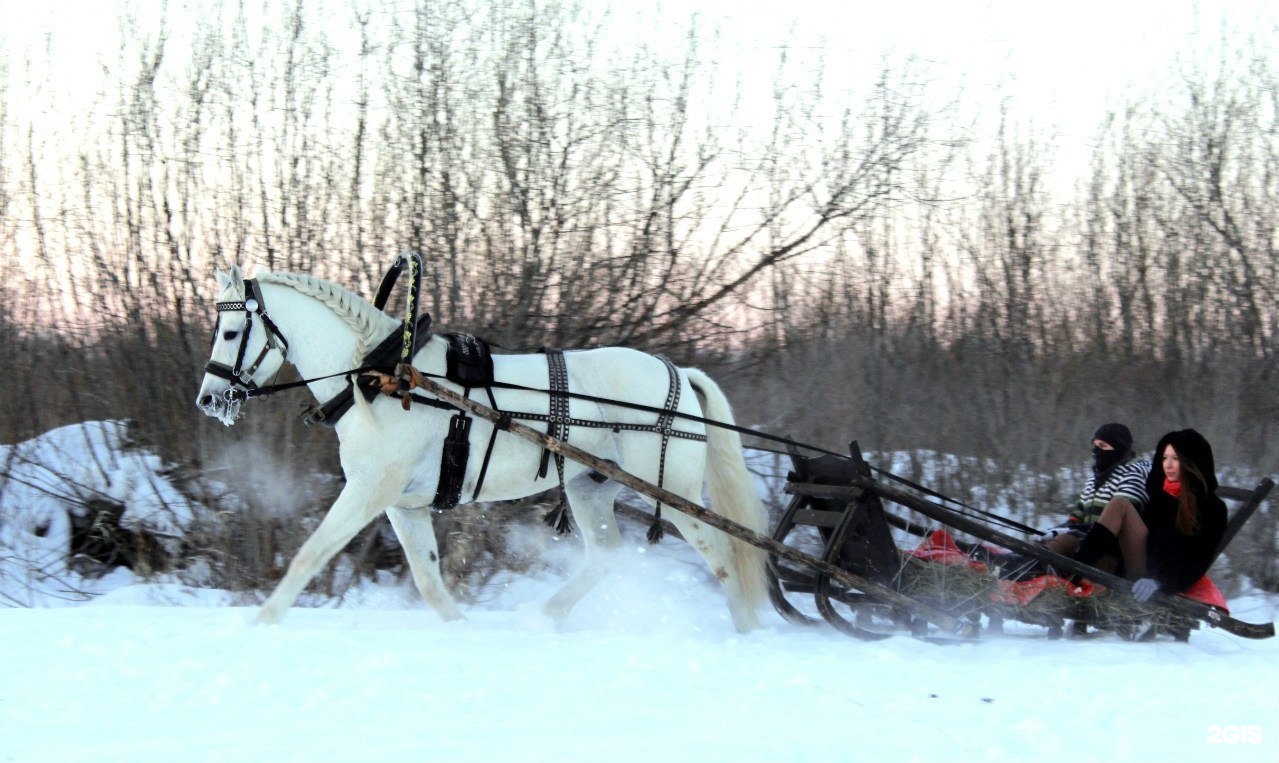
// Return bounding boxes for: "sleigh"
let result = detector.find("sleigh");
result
[766,443,1275,641]
[397,373,1273,642]
[198,256,1275,642]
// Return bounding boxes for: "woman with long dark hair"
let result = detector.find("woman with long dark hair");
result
[1131,429,1229,599]
[1073,428,1227,601]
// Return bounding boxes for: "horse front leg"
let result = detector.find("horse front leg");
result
[386,505,463,621]
[256,476,403,625]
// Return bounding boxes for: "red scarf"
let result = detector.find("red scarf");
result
[1163,478,1183,498]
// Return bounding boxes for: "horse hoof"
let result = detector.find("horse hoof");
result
[436,607,465,623]
[253,608,282,626]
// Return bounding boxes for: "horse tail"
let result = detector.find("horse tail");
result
[683,367,768,617]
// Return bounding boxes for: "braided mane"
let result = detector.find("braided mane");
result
[257,271,396,357]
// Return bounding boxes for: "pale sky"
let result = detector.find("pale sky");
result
[694,0,1275,135]
[2,0,1275,179]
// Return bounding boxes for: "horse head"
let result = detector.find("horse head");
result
[196,265,290,426]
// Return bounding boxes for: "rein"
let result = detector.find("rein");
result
[218,365,381,405]
[403,369,1040,535]
[205,261,1039,537]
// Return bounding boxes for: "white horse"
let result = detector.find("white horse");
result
[196,265,768,631]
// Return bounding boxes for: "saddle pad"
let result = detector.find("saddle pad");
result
[443,333,495,388]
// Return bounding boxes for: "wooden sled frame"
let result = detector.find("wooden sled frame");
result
[768,441,1276,641]
[391,374,1272,642]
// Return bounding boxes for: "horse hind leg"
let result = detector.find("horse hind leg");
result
[541,476,624,624]
[661,476,761,633]
[669,516,760,632]
[386,505,463,621]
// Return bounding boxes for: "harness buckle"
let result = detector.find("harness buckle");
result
[301,405,326,427]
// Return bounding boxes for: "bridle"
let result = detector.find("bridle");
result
[199,264,418,412]
[204,278,290,399]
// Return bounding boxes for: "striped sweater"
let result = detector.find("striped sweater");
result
[1065,456,1151,528]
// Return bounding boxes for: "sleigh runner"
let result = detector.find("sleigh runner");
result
[196,255,1276,642]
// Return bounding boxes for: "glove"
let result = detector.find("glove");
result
[1131,578,1160,602]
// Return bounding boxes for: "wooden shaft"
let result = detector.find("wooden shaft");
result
[413,374,964,634]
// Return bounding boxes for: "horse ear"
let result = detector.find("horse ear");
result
[216,268,231,291]
[229,264,245,292]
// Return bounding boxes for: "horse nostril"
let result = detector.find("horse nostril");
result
[198,394,213,407]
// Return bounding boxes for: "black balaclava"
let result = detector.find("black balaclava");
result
[1091,422,1133,479]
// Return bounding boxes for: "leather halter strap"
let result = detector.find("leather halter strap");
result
[205,279,289,391]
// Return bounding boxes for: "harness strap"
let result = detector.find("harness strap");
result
[252,287,289,353]
[647,356,682,543]
[423,373,756,443]
[538,350,570,481]
[373,257,406,311]
[229,280,257,377]
[540,349,573,534]
[470,386,502,503]
[502,412,706,441]
[393,254,424,409]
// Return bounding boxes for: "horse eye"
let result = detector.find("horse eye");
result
[223,330,239,341]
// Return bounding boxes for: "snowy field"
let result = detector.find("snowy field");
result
[2,560,1278,762]
[2,422,1277,762]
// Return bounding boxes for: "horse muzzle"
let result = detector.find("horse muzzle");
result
[196,387,245,426]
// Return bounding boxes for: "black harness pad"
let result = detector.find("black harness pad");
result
[432,413,472,510]
[367,313,435,372]
[443,333,495,388]
[308,313,434,427]
[428,334,495,508]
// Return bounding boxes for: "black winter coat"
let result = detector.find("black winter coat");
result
[1142,429,1228,593]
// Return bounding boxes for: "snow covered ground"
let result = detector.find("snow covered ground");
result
[2,558,1278,762]
[2,422,1277,762]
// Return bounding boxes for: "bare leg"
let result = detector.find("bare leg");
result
[1043,533,1080,555]
[1093,497,1148,578]
[666,509,760,632]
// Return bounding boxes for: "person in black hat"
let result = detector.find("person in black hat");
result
[1074,428,1228,600]
[1036,422,1151,559]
